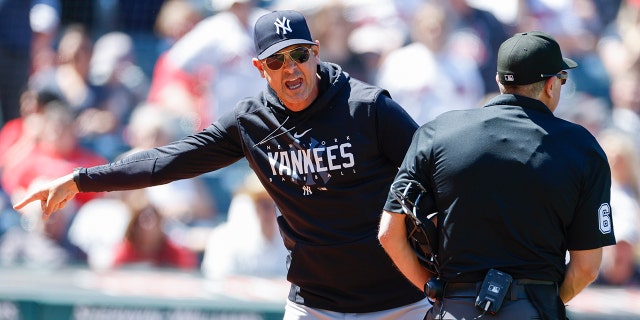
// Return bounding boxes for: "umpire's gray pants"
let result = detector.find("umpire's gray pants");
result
[284,297,430,320]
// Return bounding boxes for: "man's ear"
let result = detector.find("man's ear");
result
[252,58,266,78]
[539,77,557,112]
[544,77,555,99]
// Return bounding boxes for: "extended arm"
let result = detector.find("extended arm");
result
[13,117,244,219]
[378,210,433,290]
[560,248,602,303]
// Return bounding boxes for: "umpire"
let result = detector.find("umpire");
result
[378,31,617,320]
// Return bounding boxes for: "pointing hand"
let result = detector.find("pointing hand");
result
[12,173,79,220]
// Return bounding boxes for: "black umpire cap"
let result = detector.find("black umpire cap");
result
[497,31,578,85]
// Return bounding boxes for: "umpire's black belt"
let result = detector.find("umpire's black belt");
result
[443,279,556,300]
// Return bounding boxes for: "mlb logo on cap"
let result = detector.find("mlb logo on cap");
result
[254,10,316,60]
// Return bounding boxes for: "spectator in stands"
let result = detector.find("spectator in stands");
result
[346,23,405,86]
[376,1,484,125]
[1,100,106,206]
[77,31,149,160]
[554,91,612,137]
[30,0,61,77]
[112,203,198,270]
[596,240,640,286]
[202,172,288,279]
[29,24,102,115]
[146,0,266,133]
[306,2,369,84]
[154,0,203,55]
[0,89,60,173]
[66,190,133,270]
[607,69,640,155]
[598,0,640,80]
[444,0,511,94]
[595,129,640,286]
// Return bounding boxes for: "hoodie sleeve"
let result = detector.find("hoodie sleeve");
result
[78,115,245,192]
[375,92,419,167]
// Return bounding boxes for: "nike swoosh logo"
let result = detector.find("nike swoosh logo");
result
[293,128,312,138]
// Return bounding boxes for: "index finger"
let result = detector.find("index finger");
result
[13,191,47,211]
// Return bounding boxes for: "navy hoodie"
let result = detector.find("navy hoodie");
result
[76,62,423,312]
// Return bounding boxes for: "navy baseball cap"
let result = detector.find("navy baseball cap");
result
[254,10,316,60]
[497,31,577,85]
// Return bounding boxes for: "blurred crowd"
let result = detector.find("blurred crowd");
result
[0,0,638,287]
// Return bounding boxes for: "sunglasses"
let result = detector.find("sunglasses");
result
[540,72,568,85]
[263,46,312,70]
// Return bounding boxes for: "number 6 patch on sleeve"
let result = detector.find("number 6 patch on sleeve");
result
[598,203,612,234]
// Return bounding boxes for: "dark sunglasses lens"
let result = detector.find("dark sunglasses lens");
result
[264,48,310,70]
[265,54,284,70]
[559,73,568,85]
[290,48,310,63]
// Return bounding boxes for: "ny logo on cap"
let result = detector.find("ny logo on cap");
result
[504,75,514,82]
[274,17,293,35]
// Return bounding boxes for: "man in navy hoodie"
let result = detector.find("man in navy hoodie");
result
[14,10,428,319]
